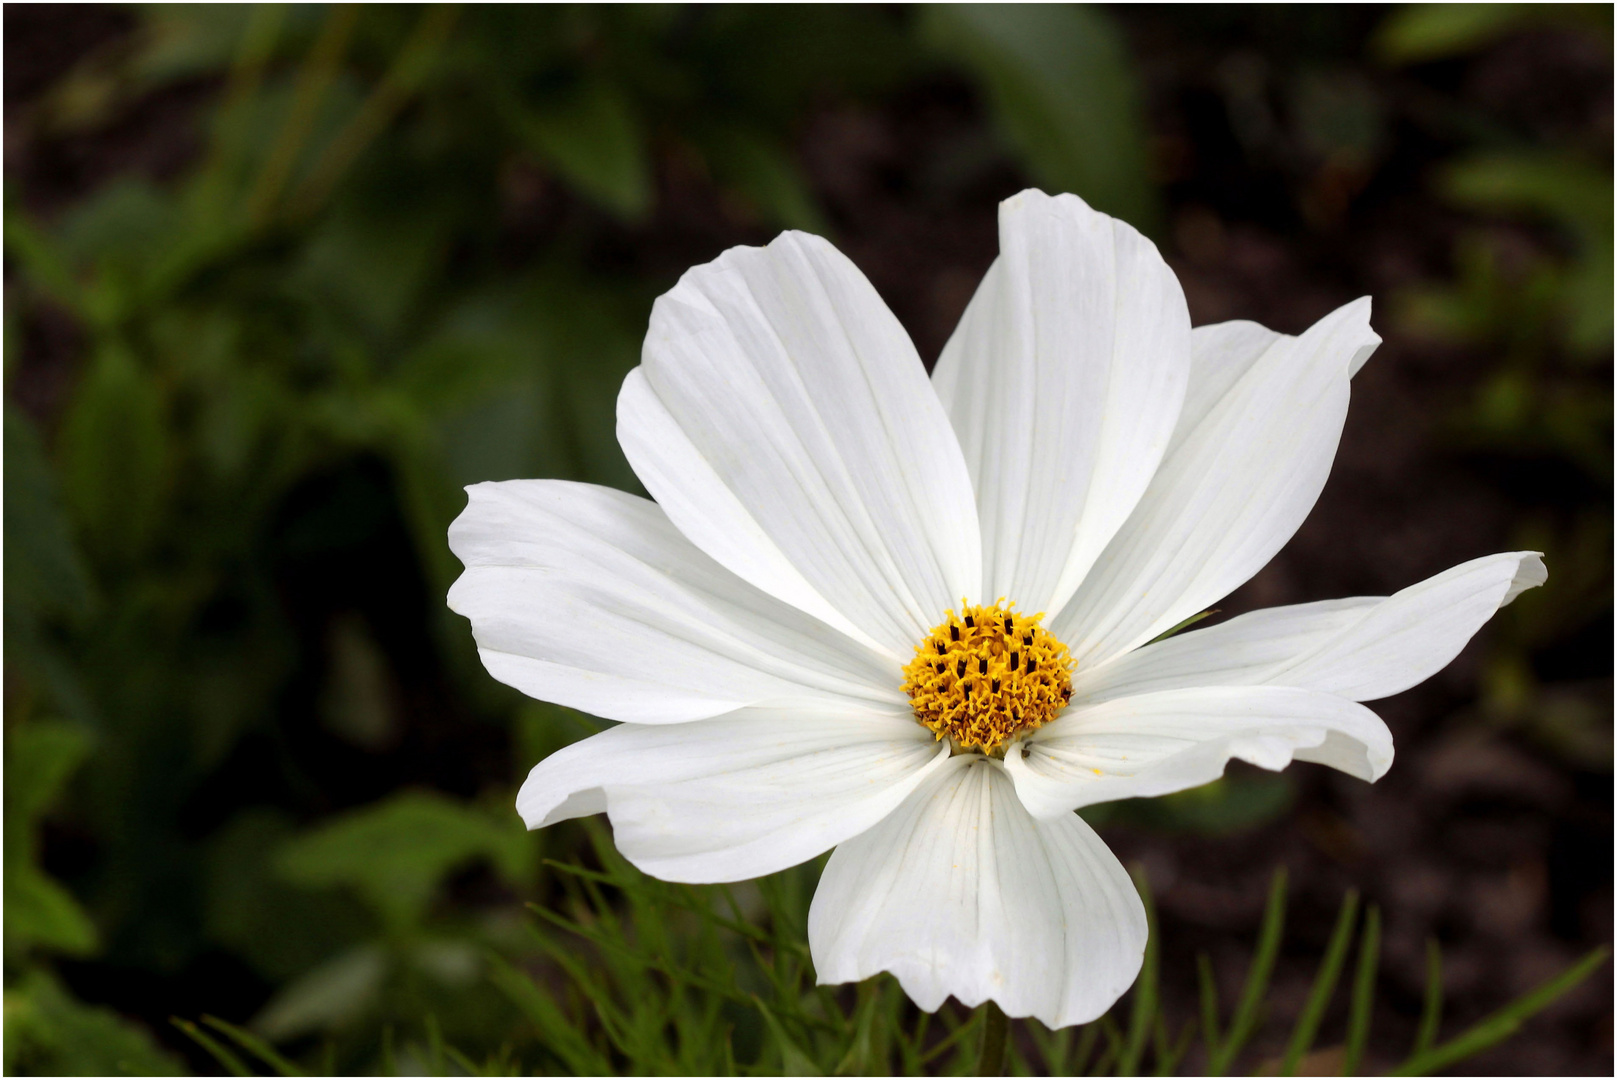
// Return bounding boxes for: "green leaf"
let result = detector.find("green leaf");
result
[5,405,93,626]
[1280,890,1359,1075]
[487,953,610,1075]
[698,125,827,232]
[57,342,172,564]
[203,809,372,980]
[251,943,388,1041]
[172,1018,253,1077]
[274,790,534,929]
[5,867,99,957]
[1342,904,1381,1076]
[1412,938,1443,1057]
[1197,951,1222,1067]
[4,969,185,1076]
[4,720,98,957]
[1442,153,1612,238]
[519,79,652,220]
[1390,947,1609,1076]
[1208,868,1286,1075]
[1119,869,1159,1076]
[5,717,93,827]
[200,1015,308,1077]
[922,3,1160,234]
[755,997,822,1076]
[1374,3,1610,64]
[56,179,182,278]
[291,186,464,344]
[1145,608,1218,646]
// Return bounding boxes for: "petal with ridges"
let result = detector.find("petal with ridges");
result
[1053,297,1381,667]
[1069,597,1379,705]
[517,709,948,883]
[933,190,1190,617]
[1263,551,1545,701]
[1070,551,1545,705]
[620,232,981,655]
[808,756,1146,1028]
[448,480,903,723]
[1007,686,1392,818]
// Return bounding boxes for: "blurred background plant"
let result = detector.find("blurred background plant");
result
[4,4,1609,1075]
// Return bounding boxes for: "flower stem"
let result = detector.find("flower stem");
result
[978,1000,1009,1076]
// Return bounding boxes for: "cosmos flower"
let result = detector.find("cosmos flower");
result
[447,190,1545,1027]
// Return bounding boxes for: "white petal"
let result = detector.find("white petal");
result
[1072,551,1546,705]
[619,232,981,655]
[1006,686,1393,819]
[448,480,903,723]
[1053,298,1382,667]
[1069,598,1379,704]
[932,190,1190,616]
[808,756,1146,1028]
[516,709,948,883]
[1262,551,1546,700]
[1168,321,1281,454]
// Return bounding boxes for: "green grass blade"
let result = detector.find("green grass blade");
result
[1120,867,1159,1076]
[901,1009,932,1076]
[1208,868,1287,1075]
[920,1008,983,1066]
[1159,1017,1197,1076]
[974,1000,1009,1077]
[1342,904,1381,1076]
[1151,1013,1171,1075]
[1279,889,1360,1075]
[1413,938,1443,1056]
[1089,1016,1124,1076]
[835,981,883,1076]
[171,1018,252,1077]
[201,1015,307,1076]
[486,953,608,1075]
[754,996,822,1076]
[1197,951,1222,1067]
[1390,946,1609,1077]
[443,1044,485,1077]
[1069,1022,1100,1076]
[425,1013,446,1076]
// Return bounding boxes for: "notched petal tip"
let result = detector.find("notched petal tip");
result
[1329,295,1381,378]
[1501,551,1547,606]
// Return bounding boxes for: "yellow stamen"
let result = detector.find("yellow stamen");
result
[901,600,1074,757]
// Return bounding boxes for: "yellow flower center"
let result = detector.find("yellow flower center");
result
[901,601,1074,757]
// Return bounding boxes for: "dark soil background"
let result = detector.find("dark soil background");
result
[6,4,1611,1075]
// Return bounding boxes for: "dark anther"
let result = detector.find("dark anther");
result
[964,614,975,628]
[1010,651,1020,669]
[956,659,967,677]
[934,662,945,674]
[1003,616,1014,635]
[978,657,988,675]
[1026,657,1036,674]
[991,679,1001,694]
[951,624,960,642]
[1023,633,1033,646]
[935,640,947,654]
[962,681,972,694]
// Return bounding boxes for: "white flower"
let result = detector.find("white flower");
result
[447,189,1546,1028]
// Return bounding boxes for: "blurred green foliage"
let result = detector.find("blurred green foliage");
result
[173,857,1610,1077]
[3,3,1608,1074]
[2,3,1170,1070]
[1380,2,1613,771]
